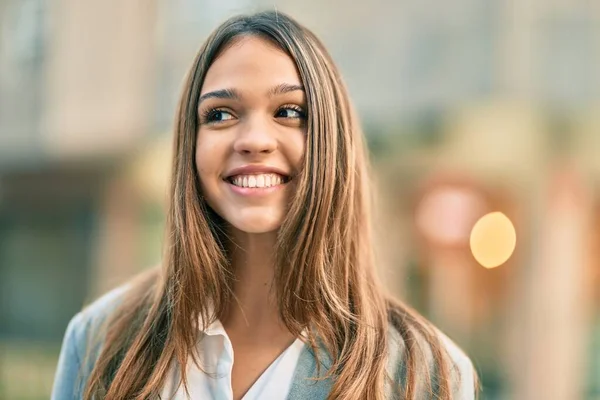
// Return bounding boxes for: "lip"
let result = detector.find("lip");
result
[226,181,285,197]
[223,164,291,197]
[224,164,291,180]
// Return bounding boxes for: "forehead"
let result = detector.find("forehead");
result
[201,36,302,95]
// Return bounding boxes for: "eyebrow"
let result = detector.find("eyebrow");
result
[198,83,304,105]
[267,83,305,97]
[198,88,241,104]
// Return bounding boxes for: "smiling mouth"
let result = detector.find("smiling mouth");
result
[225,173,291,188]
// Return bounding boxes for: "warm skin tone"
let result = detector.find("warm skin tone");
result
[196,35,307,399]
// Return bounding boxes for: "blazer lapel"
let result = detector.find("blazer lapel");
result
[287,342,334,399]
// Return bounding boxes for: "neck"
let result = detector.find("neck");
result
[221,229,287,338]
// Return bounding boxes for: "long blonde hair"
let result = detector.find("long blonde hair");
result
[84,10,470,399]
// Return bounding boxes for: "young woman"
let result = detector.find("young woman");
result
[52,10,477,400]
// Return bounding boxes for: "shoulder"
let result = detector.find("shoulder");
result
[387,324,477,399]
[63,282,133,357]
[51,283,133,399]
[435,330,476,398]
[83,283,132,319]
[66,266,161,350]
[74,283,132,338]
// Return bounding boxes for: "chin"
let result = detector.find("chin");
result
[227,211,284,234]
[232,219,282,234]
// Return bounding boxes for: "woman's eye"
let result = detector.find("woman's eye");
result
[275,107,306,119]
[205,109,235,123]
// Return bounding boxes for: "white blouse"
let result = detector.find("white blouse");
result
[160,319,305,400]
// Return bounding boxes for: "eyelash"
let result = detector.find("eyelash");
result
[200,105,307,124]
[200,108,231,124]
[276,104,307,119]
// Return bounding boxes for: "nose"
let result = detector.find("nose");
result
[233,115,277,155]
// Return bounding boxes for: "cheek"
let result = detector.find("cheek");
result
[195,136,222,190]
[287,132,306,170]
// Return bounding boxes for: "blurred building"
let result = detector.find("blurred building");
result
[0,0,599,399]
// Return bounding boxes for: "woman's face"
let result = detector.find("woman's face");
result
[196,36,306,234]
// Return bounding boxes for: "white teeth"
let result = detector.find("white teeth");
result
[229,173,286,188]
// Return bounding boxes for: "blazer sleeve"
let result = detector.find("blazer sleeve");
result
[450,348,476,399]
[439,333,477,400]
[51,312,86,400]
[50,283,132,399]
[386,326,478,399]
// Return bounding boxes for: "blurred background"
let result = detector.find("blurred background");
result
[0,0,599,399]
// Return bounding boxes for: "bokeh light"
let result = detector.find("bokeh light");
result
[416,186,486,247]
[470,212,516,269]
